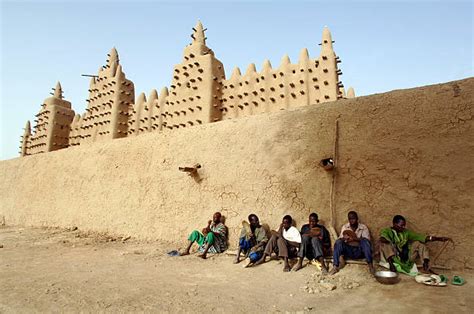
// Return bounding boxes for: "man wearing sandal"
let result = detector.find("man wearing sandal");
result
[253,215,301,272]
[181,212,228,259]
[379,214,451,275]
[292,213,331,273]
[234,214,268,266]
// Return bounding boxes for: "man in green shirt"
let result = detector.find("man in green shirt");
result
[380,215,450,275]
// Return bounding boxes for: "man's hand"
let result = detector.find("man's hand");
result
[277,223,284,235]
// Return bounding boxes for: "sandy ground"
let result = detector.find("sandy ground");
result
[0,226,472,313]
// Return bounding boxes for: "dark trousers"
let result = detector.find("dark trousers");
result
[333,238,373,267]
[298,235,324,260]
[264,234,299,258]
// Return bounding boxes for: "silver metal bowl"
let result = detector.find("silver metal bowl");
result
[374,271,400,284]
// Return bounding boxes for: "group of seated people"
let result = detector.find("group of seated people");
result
[180,210,450,276]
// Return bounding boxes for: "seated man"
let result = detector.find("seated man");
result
[234,214,268,266]
[329,210,374,275]
[253,215,301,272]
[380,214,451,274]
[293,213,331,273]
[181,212,227,259]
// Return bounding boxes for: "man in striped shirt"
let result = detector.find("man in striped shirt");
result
[181,212,228,259]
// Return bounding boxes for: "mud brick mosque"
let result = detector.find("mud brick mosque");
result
[20,21,354,156]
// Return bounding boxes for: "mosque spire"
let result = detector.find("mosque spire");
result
[24,120,31,135]
[191,20,206,45]
[20,120,31,156]
[54,82,63,99]
[108,47,119,66]
[347,87,356,98]
[107,47,119,74]
[321,26,334,51]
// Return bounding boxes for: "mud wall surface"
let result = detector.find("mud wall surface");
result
[1,78,473,269]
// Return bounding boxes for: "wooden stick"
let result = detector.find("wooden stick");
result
[431,241,452,265]
[329,119,339,230]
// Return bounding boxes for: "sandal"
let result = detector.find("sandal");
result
[415,274,447,287]
[439,274,448,284]
[452,275,465,286]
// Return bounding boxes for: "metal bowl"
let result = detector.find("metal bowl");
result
[374,271,400,285]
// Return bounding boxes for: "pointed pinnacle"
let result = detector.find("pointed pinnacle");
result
[148,89,158,102]
[347,87,355,98]
[192,20,206,44]
[24,120,31,134]
[262,59,272,72]
[136,92,146,105]
[54,82,63,99]
[108,47,119,65]
[160,86,169,97]
[321,26,334,48]
[245,63,257,75]
[280,54,291,66]
[299,48,310,63]
[231,66,242,79]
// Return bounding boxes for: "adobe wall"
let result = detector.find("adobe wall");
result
[1,78,473,269]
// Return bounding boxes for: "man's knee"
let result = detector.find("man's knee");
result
[301,234,311,243]
[359,238,372,249]
[269,234,279,242]
[379,241,395,259]
[205,232,215,244]
[310,236,322,246]
[411,241,429,260]
[334,238,344,249]
[188,230,201,241]
[276,237,286,246]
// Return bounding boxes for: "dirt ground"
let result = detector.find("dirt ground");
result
[0,226,472,313]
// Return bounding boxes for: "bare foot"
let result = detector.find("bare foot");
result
[233,257,240,264]
[242,258,252,268]
[368,264,375,275]
[321,267,329,275]
[197,253,207,259]
[329,267,339,275]
[283,265,291,272]
[254,257,266,266]
[339,256,346,269]
[292,263,303,272]
[180,251,190,256]
[389,263,397,273]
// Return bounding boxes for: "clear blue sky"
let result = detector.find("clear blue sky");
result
[1,0,472,160]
